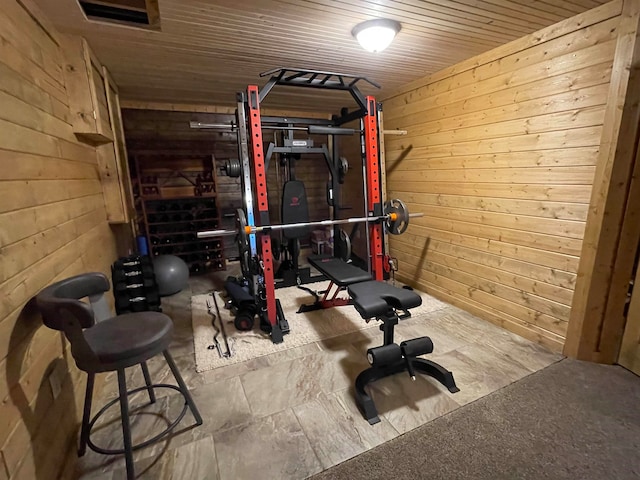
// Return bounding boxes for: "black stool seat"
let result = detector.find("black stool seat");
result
[348,281,422,318]
[83,312,173,371]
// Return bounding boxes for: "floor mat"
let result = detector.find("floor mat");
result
[191,281,448,372]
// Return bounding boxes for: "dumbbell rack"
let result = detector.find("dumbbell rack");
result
[112,256,162,314]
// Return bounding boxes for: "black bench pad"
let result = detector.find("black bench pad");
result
[308,255,371,286]
[348,281,422,319]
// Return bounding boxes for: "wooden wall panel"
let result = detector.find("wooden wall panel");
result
[619,256,640,373]
[565,0,640,363]
[0,0,119,478]
[383,2,624,352]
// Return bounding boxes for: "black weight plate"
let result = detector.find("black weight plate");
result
[234,312,254,331]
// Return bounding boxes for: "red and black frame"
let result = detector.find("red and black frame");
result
[235,68,387,343]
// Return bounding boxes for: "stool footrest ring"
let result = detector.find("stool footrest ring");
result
[87,383,189,455]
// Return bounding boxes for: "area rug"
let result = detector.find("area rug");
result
[191,281,448,373]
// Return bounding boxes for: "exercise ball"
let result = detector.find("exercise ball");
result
[153,255,189,296]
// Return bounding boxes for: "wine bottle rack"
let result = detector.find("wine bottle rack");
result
[143,197,225,275]
[132,154,226,275]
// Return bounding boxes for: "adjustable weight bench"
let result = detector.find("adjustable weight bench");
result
[301,255,459,424]
[298,255,372,312]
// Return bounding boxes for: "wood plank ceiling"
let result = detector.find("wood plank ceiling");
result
[35,0,609,112]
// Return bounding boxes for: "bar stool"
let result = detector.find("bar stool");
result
[36,272,202,479]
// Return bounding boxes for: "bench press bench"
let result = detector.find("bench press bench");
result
[303,255,459,424]
[298,255,372,312]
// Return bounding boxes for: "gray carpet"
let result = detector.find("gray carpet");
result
[310,359,640,480]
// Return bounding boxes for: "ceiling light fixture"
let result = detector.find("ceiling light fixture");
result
[352,18,401,53]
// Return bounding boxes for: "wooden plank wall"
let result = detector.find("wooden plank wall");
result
[382,1,623,352]
[0,0,119,478]
[565,0,640,363]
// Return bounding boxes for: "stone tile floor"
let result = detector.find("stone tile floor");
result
[73,269,562,480]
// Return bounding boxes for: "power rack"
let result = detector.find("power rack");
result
[219,67,388,344]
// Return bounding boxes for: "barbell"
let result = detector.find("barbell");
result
[197,198,421,240]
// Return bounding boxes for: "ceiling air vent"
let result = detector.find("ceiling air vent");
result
[78,0,161,30]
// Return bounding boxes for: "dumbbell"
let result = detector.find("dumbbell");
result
[113,256,152,270]
[116,291,160,312]
[113,259,139,270]
[112,264,155,284]
[114,278,155,293]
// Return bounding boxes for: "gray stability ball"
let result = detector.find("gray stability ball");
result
[153,255,189,296]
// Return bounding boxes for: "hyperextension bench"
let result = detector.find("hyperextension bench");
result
[304,255,459,424]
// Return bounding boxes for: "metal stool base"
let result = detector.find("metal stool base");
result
[86,383,191,455]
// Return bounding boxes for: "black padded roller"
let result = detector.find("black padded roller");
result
[307,125,355,136]
[367,344,402,367]
[400,337,434,358]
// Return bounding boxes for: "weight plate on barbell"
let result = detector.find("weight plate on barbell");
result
[225,158,242,178]
[384,198,410,235]
[335,228,352,262]
[236,208,251,276]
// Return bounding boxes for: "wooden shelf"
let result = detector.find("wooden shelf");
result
[132,154,226,275]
